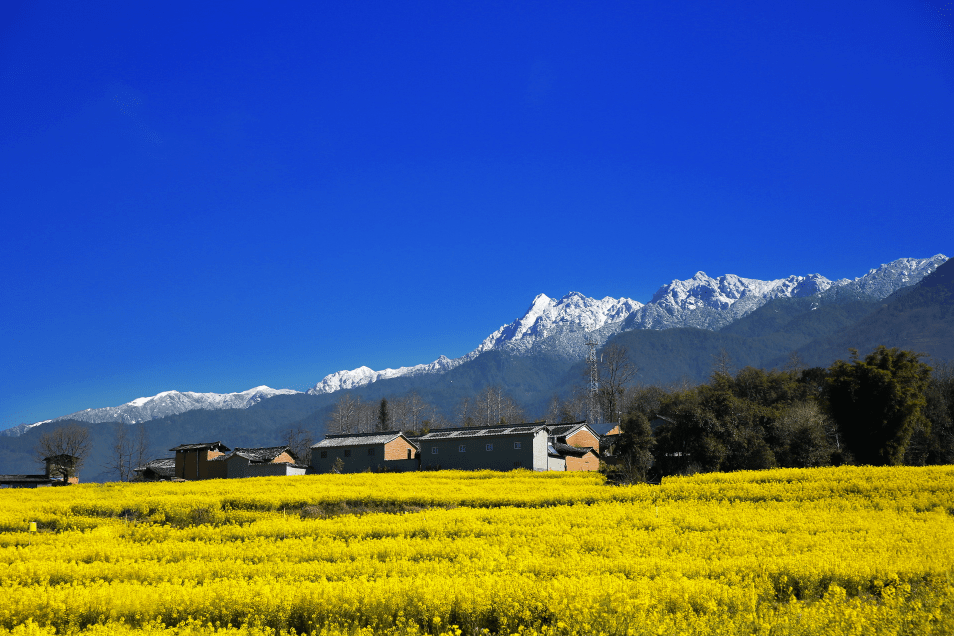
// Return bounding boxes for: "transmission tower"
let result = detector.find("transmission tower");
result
[585,340,602,425]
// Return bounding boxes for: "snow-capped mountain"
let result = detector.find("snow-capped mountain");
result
[307,356,461,394]
[306,254,948,394]
[51,386,301,425]
[0,421,48,438]
[5,254,946,434]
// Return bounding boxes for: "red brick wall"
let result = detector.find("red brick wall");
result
[270,451,295,465]
[384,438,417,461]
[566,429,600,454]
[565,452,599,472]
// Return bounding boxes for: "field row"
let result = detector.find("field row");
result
[1,466,953,635]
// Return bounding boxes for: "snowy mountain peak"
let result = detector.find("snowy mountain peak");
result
[52,386,301,425]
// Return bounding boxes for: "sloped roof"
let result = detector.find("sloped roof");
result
[547,421,590,438]
[134,458,176,477]
[312,431,407,448]
[418,422,548,440]
[219,446,290,463]
[169,442,231,452]
[550,441,597,458]
[588,422,622,436]
[0,474,57,485]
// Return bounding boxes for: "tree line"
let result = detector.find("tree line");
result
[611,345,954,482]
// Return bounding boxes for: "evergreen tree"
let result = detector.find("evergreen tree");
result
[826,346,932,465]
[378,399,390,432]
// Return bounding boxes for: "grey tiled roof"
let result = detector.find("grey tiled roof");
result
[589,422,622,436]
[135,458,176,473]
[312,431,406,448]
[418,423,548,440]
[550,441,597,457]
[220,446,290,463]
[547,422,589,438]
[0,475,57,484]
[169,442,231,452]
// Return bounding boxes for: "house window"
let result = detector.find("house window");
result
[344,449,351,457]
[514,442,522,449]
[459,445,466,452]
[431,447,438,454]
[320,450,327,459]
[407,449,413,459]
[368,448,375,456]
[486,444,493,451]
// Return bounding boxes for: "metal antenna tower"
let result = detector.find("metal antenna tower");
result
[585,340,602,425]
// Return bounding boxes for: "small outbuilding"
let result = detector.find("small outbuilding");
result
[216,446,307,478]
[134,458,177,481]
[169,442,231,480]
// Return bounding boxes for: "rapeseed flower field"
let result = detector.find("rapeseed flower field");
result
[1,466,952,635]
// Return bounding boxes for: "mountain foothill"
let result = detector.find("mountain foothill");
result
[2,254,952,481]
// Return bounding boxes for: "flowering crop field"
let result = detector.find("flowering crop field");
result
[1,466,953,635]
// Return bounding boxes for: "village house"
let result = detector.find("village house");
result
[214,446,307,478]
[547,421,603,453]
[415,423,551,471]
[311,431,419,474]
[169,442,230,480]
[0,454,80,488]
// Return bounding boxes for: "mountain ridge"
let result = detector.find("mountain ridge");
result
[3,254,946,435]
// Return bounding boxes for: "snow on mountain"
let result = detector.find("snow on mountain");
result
[0,421,48,438]
[471,292,644,356]
[307,356,460,395]
[628,272,840,331]
[10,255,946,428]
[844,254,948,298]
[307,255,948,394]
[51,386,301,425]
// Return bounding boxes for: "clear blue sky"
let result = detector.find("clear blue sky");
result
[2,0,952,428]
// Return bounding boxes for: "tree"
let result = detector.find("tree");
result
[377,399,391,432]
[328,394,360,434]
[613,410,655,482]
[596,344,638,423]
[826,346,932,465]
[282,425,314,464]
[110,421,149,481]
[35,423,91,480]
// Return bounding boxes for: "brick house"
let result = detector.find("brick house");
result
[215,446,307,478]
[311,431,419,474]
[547,422,603,454]
[551,442,600,471]
[417,423,550,471]
[170,442,231,480]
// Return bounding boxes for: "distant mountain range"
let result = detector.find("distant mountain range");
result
[2,254,947,438]
[5,252,954,481]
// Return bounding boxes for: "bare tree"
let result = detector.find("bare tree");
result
[328,394,360,434]
[110,422,150,482]
[35,423,91,481]
[391,392,434,433]
[467,386,525,427]
[282,425,315,464]
[594,344,638,423]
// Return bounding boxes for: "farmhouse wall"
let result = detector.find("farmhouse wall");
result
[565,429,601,453]
[565,452,599,472]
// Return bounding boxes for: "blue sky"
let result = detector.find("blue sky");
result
[2,0,952,428]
